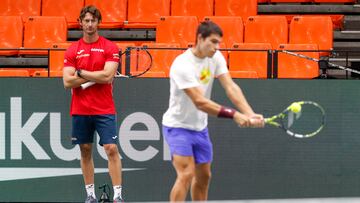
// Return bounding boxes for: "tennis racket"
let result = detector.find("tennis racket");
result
[265,101,325,138]
[81,47,153,89]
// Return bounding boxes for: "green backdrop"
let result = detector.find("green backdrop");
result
[0,78,359,202]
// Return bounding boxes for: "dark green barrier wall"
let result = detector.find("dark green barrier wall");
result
[0,78,359,202]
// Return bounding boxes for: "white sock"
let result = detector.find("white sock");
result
[85,184,96,198]
[113,185,122,199]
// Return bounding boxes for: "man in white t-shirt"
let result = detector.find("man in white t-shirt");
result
[162,21,264,201]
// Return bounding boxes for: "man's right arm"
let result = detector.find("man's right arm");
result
[184,87,252,127]
[62,45,88,89]
[63,66,88,89]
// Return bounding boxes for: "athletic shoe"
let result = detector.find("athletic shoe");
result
[85,195,97,203]
[113,196,124,203]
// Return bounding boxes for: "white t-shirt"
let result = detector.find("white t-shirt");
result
[162,49,229,131]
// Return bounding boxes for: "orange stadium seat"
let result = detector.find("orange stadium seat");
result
[277,44,319,79]
[42,0,84,29]
[289,16,333,56]
[0,0,41,21]
[33,42,72,77]
[229,43,272,78]
[49,43,72,77]
[244,16,288,48]
[327,15,344,30]
[0,69,30,77]
[126,0,170,28]
[204,16,243,47]
[214,0,257,22]
[156,16,199,48]
[22,16,68,55]
[140,43,181,77]
[0,16,23,56]
[277,15,343,30]
[85,0,126,28]
[218,43,229,62]
[171,0,214,21]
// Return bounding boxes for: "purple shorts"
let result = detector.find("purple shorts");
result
[162,126,213,164]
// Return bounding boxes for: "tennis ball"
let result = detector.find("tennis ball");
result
[289,102,302,113]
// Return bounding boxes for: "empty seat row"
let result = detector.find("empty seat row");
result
[0,16,67,56]
[0,14,329,79]
[0,15,333,58]
[229,43,319,79]
[0,0,352,29]
[125,42,319,79]
[0,42,319,79]
[134,42,320,79]
[0,0,256,28]
[280,14,343,30]
[157,16,333,53]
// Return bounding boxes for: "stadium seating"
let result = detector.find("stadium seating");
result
[229,43,273,78]
[171,0,214,21]
[214,0,257,21]
[204,16,244,47]
[140,43,182,77]
[0,0,41,21]
[0,0,340,78]
[277,15,343,30]
[41,0,84,29]
[0,16,23,56]
[244,16,288,48]
[85,0,126,28]
[156,16,199,47]
[50,43,72,77]
[33,43,72,77]
[126,0,171,28]
[277,44,320,78]
[219,43,229,62]
[289,16,333,56]
[22,16,68,55]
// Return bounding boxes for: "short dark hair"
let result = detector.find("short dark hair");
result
[78,5,102,22]
[195,21,223,44]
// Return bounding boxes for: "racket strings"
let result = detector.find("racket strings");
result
[136,50,152,71]
[285,111,302,129]
[282,104,324,136]
[122,48,152,76]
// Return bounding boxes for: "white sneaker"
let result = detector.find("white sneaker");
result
[85,195,97,203]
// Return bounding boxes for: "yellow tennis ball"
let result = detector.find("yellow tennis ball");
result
[289,102,302,113]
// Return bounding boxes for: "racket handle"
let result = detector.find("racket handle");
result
[81,81,96,89]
